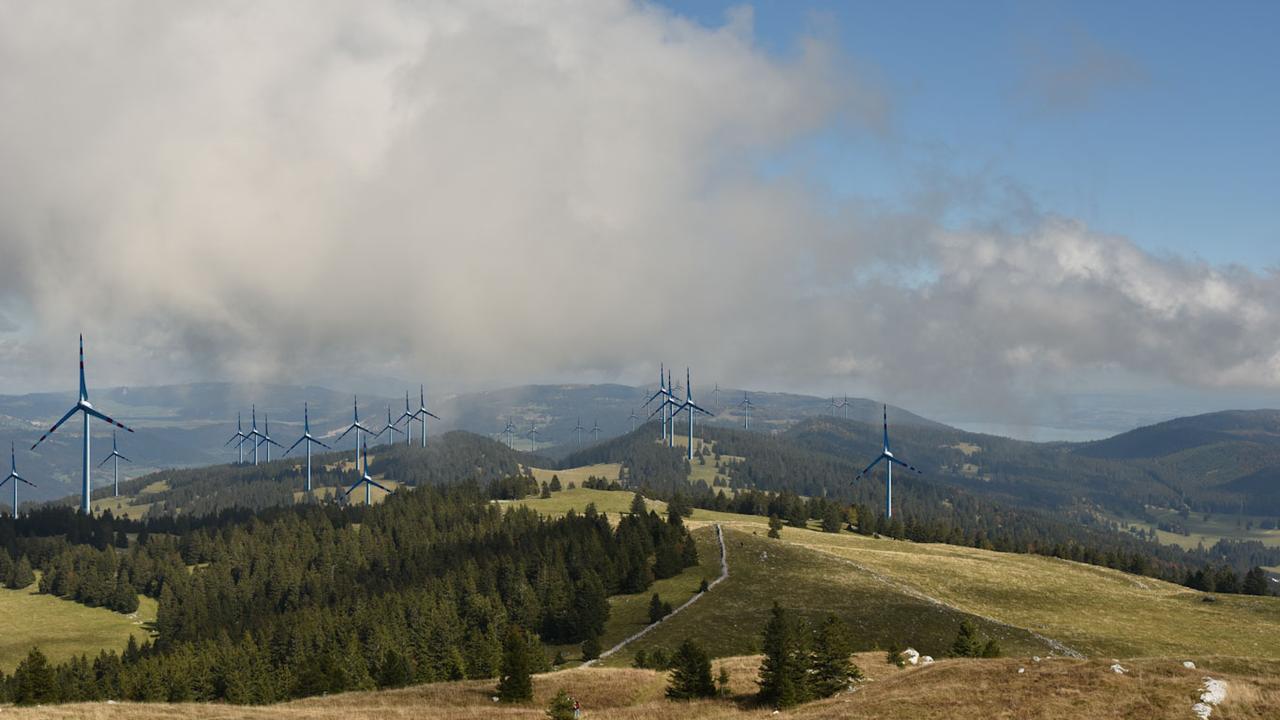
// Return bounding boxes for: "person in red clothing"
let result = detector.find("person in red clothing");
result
[572,696,581,718]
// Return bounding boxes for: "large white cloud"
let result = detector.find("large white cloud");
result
[0,0,1276,411]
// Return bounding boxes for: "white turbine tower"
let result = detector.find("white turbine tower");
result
[589,419,603,442]
[572,417,586,445]
[740,393,754,430]
[854,405,923,519]
[670,368,713,459]
[643,364,670,443]
[97,430,132,497]
[337,396,377,476]
[284,403,330,493]
[2,443,36,516]
[225,413,249,464]
[31,336,134,515]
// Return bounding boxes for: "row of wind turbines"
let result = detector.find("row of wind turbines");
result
[13,338,918,520]
[224,387,442,505]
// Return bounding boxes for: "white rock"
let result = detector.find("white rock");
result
[1200,678,1227,705]
[1183,661,1196,669]
[902,648,920,666]
[1032,656,1041,663]
[1017,667,1025,674]
[491,696,499,703]
[920,655,934,665]
[1191,702,1213,720]
[1110,663,1127,674]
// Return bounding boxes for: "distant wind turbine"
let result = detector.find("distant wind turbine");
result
[244,406,264,465]
[502,419,516,448]
[828,397,841,417]
[97,430,132,497]
[2,443,36,516]
[573,417,586,445]
[342,441,391,507]
[31,335,134,515]
[526,423,541,452]
[336,396,377,476]
[284,403,330,493]
[396,392,417,446]
[590,419,603,442]
[378,405,403,447]
[643,364,671,443]
[628,408,640,433]
[225,413,248,465]
[413,385,441,448]
[670,368,713,460]
[740,393,754,430]
[853,405,923,519]
[257,414,284,463]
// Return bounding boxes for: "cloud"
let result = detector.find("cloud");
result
[0,0,1276,416]
[1017,27,1147,113]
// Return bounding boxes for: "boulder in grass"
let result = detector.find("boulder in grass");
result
[920,656,934,665]
[1109,663,1127,674]
[902,648,920,666]
[1183,661,1196,669]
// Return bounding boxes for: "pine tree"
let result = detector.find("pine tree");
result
[767,514,783,539]
[497,626,533,703]
[581,632,602,661]
[630,492,647,516]
[951,619,982,658]
[13,647,56,705]
[1243,566,1270,596]
[757,603,809,708]
[810,615,860,697]
[666,639,715,700]
[980,639,1002,658]
[8,555,34,589]
[549,475,562,492]
[378,648,413,688]
[546,688,575,720]
[716,664,731,697]
[648,593,671,624]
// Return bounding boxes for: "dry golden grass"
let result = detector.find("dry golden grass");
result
[528,464,624,488]
[11,654,1278,719]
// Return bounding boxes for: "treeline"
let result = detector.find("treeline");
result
[0,482,698,705]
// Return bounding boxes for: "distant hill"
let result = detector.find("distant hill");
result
[1074,410,1280,459]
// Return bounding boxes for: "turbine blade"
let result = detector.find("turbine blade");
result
[285,436,306,455]
[423,411,441,420]
[18,475,35,488]
[31,405,80,449]
[342,480,363,497]
[266,438,284,449]
[98,455,113,468]
[855,455,887,480]
[889,457,923,474]
[336,425,355,442]
[84,407,134,433]
[118,454,132,463]
[368,479,393,494]
[311,437,332,450]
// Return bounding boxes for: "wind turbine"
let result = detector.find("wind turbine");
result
[526,423,542,452]
[336,396,377,475]
[257,414,284,463]
[396,392,417,446]
[244,406,265,465]
[97,430,132,497]
[670,368,713,459]
[284,403,330,493]
[828,397,841,417]
[502,419,516,448]
[2,444,36,516]
[30,335,134,515]
[412,385,441,448]
[342,441,391,507]
[225,413,248,464]
[628,408,640,433]
[854,405,922,519]
[740,393,754,430]
[589,419,603,442]
[377,405,403,447]
[572,417,586,445]
[643,364,671,443]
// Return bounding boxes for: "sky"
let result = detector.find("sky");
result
[0,0,1278,438]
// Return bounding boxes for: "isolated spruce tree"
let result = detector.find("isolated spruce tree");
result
[810,615,860,697]
[648,593,672,624]
[630,492,648,516]
[546,688,575,720]
[497,626,533,702]
[716,664,732,697]
[757,603,809,708]
[540,482,552,499]
[549,474,562,492]
[951,619,982,658]
[666,639,716,700]
[767,514,783,539]
[980,638,1002,658]
[8,555,34,589]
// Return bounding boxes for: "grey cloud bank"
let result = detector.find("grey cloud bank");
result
[0,0,1276,424]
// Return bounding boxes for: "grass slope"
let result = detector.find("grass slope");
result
[11,654,1279,719]
[0,584,156,671]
